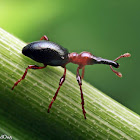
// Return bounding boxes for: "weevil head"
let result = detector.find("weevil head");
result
[69,52,120,68]
[91,53,131,77]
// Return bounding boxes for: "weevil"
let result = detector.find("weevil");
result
[12,35,131,119]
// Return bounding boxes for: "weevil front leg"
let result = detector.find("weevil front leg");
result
[11,64,47,90]
[40,35,49,41]
[48,67,66,113]
[76,67,86,119]
[81,66,85,79]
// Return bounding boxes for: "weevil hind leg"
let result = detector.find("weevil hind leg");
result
[76,67,86,119]
[48,67,66,113]
[11,64,47,90]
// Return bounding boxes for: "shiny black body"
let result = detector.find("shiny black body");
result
[22,41,69,66]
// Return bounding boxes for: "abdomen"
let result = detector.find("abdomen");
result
[22,41,69,66]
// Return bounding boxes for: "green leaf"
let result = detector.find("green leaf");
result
[0,28,140,140]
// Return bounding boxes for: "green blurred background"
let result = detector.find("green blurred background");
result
[0,0,139,115]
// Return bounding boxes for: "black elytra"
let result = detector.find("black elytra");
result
[22,41,69,66]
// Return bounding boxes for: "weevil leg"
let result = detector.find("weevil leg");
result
[81,66,85,79]
[40,35,49,41]
[76,67,86,119]
[11,64,47,90]
[48,67,66,113]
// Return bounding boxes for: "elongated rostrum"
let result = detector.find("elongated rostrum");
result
[12,35,131,119]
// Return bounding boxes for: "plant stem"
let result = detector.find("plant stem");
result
[0,28,140,140]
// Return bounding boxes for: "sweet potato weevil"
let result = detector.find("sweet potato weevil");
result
[12,35,131,119]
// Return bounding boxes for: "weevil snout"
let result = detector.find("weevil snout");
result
[113,62,119,68]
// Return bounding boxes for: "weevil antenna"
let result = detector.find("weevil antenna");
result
[110,53,131,77]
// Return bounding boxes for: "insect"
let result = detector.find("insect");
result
[12,35,131,119]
